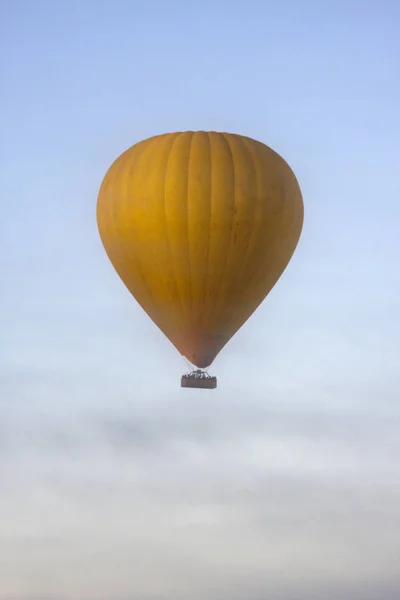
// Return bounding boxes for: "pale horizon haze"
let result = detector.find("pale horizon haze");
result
[1,1,400,598]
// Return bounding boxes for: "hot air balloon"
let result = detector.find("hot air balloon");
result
[97,131,303,389]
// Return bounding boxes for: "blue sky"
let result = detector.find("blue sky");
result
[1,1,400,598]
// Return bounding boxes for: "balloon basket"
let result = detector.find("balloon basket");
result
[181,370,217,389]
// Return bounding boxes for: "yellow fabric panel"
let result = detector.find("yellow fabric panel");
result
[97,131,304,368]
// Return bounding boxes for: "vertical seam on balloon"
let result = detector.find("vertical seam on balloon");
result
[186,131,195,332]
[163,132,190,338]
[235,136,259,285]
[200,132,213,330]
[228,152,302,335]
[120,139,158,314]
[222,135,259,332]
[269,159,293,287]
[285,172,304,264]
[221,141,273,335]
[102,149,137,278]
[212,132,236,329]
[181,132,195,340]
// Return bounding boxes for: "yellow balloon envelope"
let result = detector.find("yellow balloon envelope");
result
[97,131,303,368]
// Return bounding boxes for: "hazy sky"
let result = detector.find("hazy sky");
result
[1,0,400,598]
